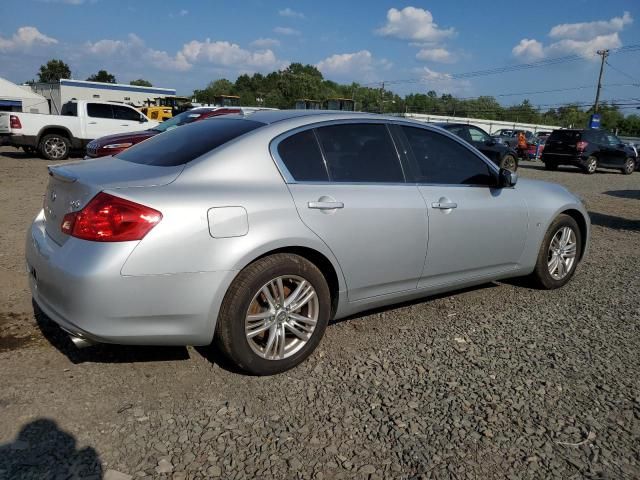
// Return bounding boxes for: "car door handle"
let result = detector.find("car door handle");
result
[88,122,97,125]
[120,124,129,126]
[308,201,344,210]
[432,202,457,209]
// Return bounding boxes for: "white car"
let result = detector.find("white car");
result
[0,100,158,160]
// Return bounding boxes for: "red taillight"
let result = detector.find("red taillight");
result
[9,115,22,129]
[61,192,162,242]
[576,140,588,152]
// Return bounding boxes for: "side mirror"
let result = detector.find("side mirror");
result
[139,114,147,123]
[498,168,517,188]
[485,139,496,146]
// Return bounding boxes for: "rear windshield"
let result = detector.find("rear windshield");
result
[548,130,582,142]
[116,118,264,166]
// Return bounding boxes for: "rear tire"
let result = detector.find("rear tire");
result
[39,134,70,161]
[583,156,597,174]
[528,214,582,289]
[544,161,557,171]
[622,157,634,175]
[215,253,331,375]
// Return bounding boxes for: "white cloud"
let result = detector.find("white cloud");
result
[279,8,304,19]
[511,39,544,60]
[550,11,632,41]
[316,50,391,81]
[180,39,281,69]
[416,47,454,63]
[179,9,188,16]
[250,38,281,49]
[0,26,58,52]
[273,26,301,36]
[84,34,191,71]
[414,67,471,95]
[376,6,455,42]
[512,12,633,60]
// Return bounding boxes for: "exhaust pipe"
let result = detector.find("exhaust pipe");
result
[68,333,95,349]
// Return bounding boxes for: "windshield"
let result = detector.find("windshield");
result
[152,109,212,133]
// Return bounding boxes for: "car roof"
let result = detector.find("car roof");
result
[244,109,374,125]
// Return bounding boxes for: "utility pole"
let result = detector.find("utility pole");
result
[594,49,609,113]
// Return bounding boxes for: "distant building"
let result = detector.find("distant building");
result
[30,79,176,114]
[0,77,50,114]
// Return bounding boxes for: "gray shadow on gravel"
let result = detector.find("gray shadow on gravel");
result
[603,190,640,200]
[1,148,83,160]
[589,211,640,231]
[33,301,190,364]
[0,418,102,479]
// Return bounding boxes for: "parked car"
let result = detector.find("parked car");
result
[85,107,244,158]
[0,101,159,160]
[542,129,637,174]
[434,123,519,171]
[491,128,534,147]
[27,111,590,375]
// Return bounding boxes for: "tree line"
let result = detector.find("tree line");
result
[30,59,640,136]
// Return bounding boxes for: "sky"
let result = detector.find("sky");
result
[1,0,639,111]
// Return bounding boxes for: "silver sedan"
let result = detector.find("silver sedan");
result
[26,111,590,375]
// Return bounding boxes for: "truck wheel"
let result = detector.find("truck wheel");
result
[39,134,70,160]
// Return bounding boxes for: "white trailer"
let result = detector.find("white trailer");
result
[0,77,50,114]
[30,79,176,115]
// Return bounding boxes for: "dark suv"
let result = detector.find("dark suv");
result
[542,129,637,175]
[434,123,519,171]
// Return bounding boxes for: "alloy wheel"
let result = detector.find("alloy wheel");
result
[587,158,597,174]
[245,275,319,360]
[44,137,67,160]
[547,226,577,280]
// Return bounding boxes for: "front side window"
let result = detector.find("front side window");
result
[113,105,142,122]
[277,130,328,181]
[315,123,404,183]
[468,126,490,142]
[87,103,113,119]
[447,126,472,142]
[401,126,494,186]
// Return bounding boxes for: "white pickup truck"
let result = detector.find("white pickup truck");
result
[0,100,159,160]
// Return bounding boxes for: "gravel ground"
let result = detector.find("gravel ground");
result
[0,146,638,479]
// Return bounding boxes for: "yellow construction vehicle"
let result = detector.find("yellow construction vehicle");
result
[139,96,193,121]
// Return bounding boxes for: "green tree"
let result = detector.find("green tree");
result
[86,70,117,83]
[37,59,71,83]
[130,79,152,87]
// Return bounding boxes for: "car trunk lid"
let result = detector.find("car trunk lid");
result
[545,130,582,155]
[44,157,182,245]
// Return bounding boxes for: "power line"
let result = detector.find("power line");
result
[604,60,640,84]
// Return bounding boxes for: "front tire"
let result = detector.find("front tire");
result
[215,254,331,375]
[622,157,635,175]
[529,214,582,289]
[39,134,70,160]
[500,154,518,172]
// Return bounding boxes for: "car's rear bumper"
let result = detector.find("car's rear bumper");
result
[26,210,235,346]
[541,153,586,165]
[0,134,37,148]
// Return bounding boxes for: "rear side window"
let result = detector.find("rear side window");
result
[116,118,264,167]
[315,123,404,183]
[60,103,77,116]
[401,126,494,186]
[113,105,141,122]
[277,130,328,181]
[87,104,113,119]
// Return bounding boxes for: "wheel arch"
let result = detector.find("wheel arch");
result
[560,208,589,261]
[241,246,342,319]
[37,126,73,146]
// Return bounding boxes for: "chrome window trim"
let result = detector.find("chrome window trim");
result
[268,117,500,186]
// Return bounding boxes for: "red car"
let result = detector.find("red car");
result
[84,107,243,158]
